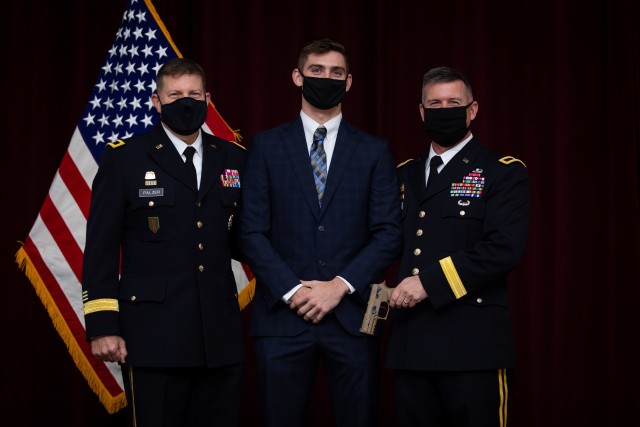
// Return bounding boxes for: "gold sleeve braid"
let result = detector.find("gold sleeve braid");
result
[83,298,119,315]
[439,256,468,299]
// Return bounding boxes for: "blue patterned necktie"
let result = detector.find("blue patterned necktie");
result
[310,126,328,206]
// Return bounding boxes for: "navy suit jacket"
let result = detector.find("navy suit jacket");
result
[241,116,403,337]
[82,124,246,368]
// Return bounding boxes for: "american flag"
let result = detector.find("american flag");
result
[15,0,254,413]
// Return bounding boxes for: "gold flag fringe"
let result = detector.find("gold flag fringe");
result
[238,277,256,311]
[15,245,127,414]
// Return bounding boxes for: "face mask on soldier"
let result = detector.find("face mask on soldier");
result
[422,101,474,147]
[160,97,208,136]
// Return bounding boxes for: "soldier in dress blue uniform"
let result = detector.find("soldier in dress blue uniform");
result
[385,66,531,427]
[82,58,246,426]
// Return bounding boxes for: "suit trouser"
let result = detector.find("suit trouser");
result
[122,363,243,427]
[253,313,380,427]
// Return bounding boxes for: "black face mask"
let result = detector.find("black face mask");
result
[423,102,473,147]
[301,75,347,110]
[160,97,208,136]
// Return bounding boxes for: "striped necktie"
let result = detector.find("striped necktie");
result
[310,126,328,206]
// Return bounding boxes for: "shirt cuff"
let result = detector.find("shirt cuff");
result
[283,283,304,303]
[337,276,355,294]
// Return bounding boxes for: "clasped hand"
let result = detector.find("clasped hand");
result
[289,278,348,323]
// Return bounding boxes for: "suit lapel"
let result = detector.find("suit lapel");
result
[319,121,357,215]
[283,118,323,219]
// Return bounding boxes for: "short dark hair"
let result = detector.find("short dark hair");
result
[422,66,473,102]
[156,58,206,92]
[297,38,349,73]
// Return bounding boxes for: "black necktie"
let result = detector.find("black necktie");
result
[426,155,443,190]
[310,126,328,206]
[183,146,197,189]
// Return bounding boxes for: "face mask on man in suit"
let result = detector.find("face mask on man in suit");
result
[301,74,347,110]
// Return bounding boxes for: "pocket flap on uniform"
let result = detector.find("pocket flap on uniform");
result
[131,188,175,210]
[219,188,240,208]
[441,198,485,219]
[118,274,167,303]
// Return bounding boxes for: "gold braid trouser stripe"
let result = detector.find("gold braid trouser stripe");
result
[128,367,138,427]
[498,368,509,427]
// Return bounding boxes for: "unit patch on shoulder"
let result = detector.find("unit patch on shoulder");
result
[397,158,414,168]
[499,156,526,168]
[107,139,126,149]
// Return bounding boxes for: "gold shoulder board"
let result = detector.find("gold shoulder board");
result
[229,139,246,151]
[499,156,526,168]
[397,158,414,168]
[106,139,126,149]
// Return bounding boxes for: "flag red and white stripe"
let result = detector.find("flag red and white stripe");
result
[15,0,254,413]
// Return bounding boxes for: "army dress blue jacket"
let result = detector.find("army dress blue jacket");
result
[82,124,245,368]
[386,137,530,371]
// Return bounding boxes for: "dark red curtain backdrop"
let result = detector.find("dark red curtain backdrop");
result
[2,0,638,425]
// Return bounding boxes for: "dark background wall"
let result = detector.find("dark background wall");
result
[2,0,639,425]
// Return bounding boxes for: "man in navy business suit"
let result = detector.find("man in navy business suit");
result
[386,66,530,427]
[240,38,402,427]
[82,58,245,426]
